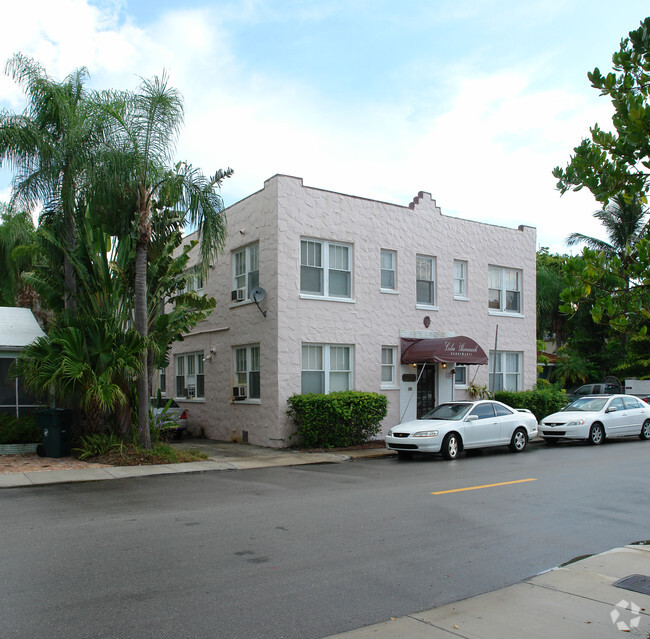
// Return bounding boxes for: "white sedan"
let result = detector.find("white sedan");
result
[385,400,538,460]
[539,394,650,445]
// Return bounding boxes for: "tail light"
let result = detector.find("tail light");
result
[180,411,188,419]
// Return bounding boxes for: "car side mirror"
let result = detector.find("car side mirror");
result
[465,415,479,422]
[606,406,617,413]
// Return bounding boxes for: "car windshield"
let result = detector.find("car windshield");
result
[421,403,472,421]
[565,397,607,412]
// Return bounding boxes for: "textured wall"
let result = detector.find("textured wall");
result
[168,175,537,447]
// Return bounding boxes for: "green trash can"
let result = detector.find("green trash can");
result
[36,409,72,458]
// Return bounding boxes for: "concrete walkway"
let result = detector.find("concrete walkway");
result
[2,439,649,638]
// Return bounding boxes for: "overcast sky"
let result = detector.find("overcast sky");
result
[1,0,648,253]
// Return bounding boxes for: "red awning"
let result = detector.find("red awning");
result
[400,336,488,365]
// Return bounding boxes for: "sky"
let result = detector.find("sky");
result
[1,0,649,254]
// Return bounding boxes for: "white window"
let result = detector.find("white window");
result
[232,242,259,301]
[416,255,436,306]
[380,249,396,291]
[489,351,522,392]
[488,266,522,314]
[301,239,351,299]
[183,265,203,293]
[381,346,397,388]
[301,344,353,394]
[454,260,467,298]
[175,352,204,398]
[158,368,167,396]
[454,365,467,387]
[234,345,260,400]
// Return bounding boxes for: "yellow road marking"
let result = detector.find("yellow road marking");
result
[431,478,537,495]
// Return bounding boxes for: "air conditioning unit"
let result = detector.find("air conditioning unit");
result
[231,288,246,302]
[186,385,196,398]
[232,385,247,400]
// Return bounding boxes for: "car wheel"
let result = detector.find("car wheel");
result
[543,437,560,446]
[509,428,527,452]
[396,451,412,460]
[441,433,460,460]
[640,419,650,441]
[588,423,605,445]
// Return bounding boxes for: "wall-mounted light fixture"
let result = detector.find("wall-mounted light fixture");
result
[441,362,447,369]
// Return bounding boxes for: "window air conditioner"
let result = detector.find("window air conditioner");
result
[231,288,246,302]
[232,385,247,400]
[186,385,196,398]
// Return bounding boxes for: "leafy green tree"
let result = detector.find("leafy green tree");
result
[0,54,108,314]
[16,313,144,434]
[566,194,648,256]
[0,203,36,306]
[536,249,567,344]
[97,75,232,447]
[553,18,650,332]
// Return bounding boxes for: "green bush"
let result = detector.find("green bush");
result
[75,432,126,459]
[0,414,41,444]
[287,391,388,448]
[494,384,568,422]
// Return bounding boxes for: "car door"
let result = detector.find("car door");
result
[622,396,645,434]
[493,402,520,443]
[463,403,499,448]
[603,397,627,437]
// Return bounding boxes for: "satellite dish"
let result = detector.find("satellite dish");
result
[251,287,266,302]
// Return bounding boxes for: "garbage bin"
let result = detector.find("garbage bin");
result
[36,409,72,458]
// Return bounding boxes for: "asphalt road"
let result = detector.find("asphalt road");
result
[2,439,649,639]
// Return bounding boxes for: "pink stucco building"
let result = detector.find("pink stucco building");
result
[162,175,537,447]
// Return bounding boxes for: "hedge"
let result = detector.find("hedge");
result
[0,414,41,444]
[287,391,388,448]
[494,385,568,422]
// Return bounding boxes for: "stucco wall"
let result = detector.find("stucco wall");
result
[168,174,537,447]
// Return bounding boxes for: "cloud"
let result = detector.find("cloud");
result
[0,0,623,254]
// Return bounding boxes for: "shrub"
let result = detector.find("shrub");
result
[0,414,41,444]
[287,391,388,448]
[75,432,126,459]
[494,384,568,422]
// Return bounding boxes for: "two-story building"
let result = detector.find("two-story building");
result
[161,174,537,447]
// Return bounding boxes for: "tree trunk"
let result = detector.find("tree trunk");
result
[135,207,151,449]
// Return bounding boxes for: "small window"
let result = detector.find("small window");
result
[469,403,496,420]
[381,250,396,291]
[182,265,204,293]
[454,365,467,387]
[489,351,522,392]
[175,352,204,399]
[416,255,436,306]
[494,404,514,416]
[301,239,351,299]
[301,344,353,393]
[454,260,467,298]
[232,243,259,301]
[233,345,260,400]
[623,396,642,409]
[488,266,522,314]
[381,346,397,388]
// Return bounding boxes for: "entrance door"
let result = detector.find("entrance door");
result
[417,364,435,418]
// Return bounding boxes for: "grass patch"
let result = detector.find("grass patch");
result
[81,443,208,466]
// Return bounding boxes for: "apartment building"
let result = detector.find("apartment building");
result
[162,175,537,447]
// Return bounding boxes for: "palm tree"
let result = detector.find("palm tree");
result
[99,74,232,447]
[566,193,648,257]
[0,53,108,314]
[0,203,36,307]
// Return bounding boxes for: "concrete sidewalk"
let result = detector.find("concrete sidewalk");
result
[324,545,650,639]
[0,438,392,488]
